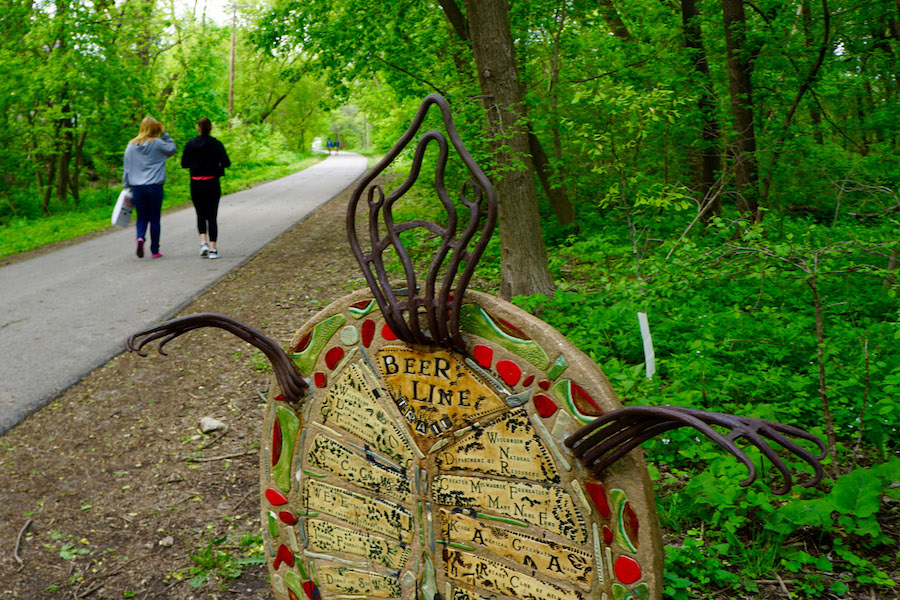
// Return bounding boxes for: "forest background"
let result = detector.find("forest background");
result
[0,0,898,598]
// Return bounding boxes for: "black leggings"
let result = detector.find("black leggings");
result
[190,178,221,242]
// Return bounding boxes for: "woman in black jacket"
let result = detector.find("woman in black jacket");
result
[181,117,231,259]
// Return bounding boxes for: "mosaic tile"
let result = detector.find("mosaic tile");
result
[444,549,589,600]
[551,380,603,423]
[436,409,560,483]
[604,525,614,544]
[522,374,535,387]
[302,479,414,543]
[348,298,377,318]
[283,571,304,600]
[305,434,413,502]
[440,510,593,587]
[313,372,326,388]
[307,519,411,570]
[273,543,295,569]
[459,304,550,370]
[273,405,300,492]
[547,354,569,380]
[339,325,359,345]
[533,393,559,418]
[381,323,398,340]
[614,556,642,584]
[473,344,493,368]
[279,511,298,525]
[267,510,279,538]
[434,475,586,543]
[633,583,650,600]
[324,346,344,370]
[538,379,551,390]
[320,566,402,597]
[586,482,612,519]
[292,315,346,373]
[266,488,288,506]
[361,319,376,347]
[377,347,508,448]
[421,552,439,600]
[496,359,522,386]
[320,363,414,468]
[610,489,638,552]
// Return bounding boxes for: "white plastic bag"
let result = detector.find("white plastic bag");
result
[111,188,133,228]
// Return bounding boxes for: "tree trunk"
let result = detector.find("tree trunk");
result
[598,0,632,40]
[800,0,824,145]
[529,132,574,224]
[682,0,722,220]
[721,0,759,218]
[462,0,555,299]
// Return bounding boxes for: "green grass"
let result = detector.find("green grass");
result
[0,155,324,260]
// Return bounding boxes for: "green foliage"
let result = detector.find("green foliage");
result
[179,532,265,590]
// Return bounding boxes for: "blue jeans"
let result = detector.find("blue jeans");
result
[132,185,163,255]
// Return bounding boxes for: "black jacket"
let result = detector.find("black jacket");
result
[181,135,230,178]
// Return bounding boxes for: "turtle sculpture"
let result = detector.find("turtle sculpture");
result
[127,95,826,600]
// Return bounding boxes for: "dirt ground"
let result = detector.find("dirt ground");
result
[0,181,369,599]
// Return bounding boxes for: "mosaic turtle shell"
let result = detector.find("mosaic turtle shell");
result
[262,288,663,600]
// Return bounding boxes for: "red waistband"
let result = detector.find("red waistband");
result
[191,176,216,181]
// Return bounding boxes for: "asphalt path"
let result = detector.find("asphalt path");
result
[0,152,367,435]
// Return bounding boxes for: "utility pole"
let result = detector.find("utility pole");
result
[228,4,252,127]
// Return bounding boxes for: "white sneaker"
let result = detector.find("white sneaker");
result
[208,249,219,259]
[200,242,210,257]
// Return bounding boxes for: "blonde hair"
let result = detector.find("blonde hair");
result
[129,116,164,145]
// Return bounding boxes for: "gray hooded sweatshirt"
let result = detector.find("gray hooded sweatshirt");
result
[122,133,177,188]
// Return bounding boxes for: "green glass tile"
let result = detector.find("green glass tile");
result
[547,354,568,379]
[459,305,550,370]
[273,405,301,492]
[292,314,346,374]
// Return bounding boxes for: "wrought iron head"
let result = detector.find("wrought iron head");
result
[347,94,497,350]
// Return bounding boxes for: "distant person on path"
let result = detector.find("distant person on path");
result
[334,139,341,154]
[181,117,231,259]
[326,138,332,155]
[123,116,177,259]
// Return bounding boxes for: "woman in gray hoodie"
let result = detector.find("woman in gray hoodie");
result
[123,117,176,258]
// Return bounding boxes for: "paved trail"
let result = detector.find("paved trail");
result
[0,153,367,434]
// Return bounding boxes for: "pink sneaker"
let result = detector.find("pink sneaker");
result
[151,252,163,259]
[136,238,144,258]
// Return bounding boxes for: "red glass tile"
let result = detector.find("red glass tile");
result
[382,323,398,340]
[362,319,376,347]
[265,488,288,506]
[473,344,493,369]
[614,555,642,584]
[497,359,522,386]
[522,374,535,387]
[294,332,311,353]
[533,393,558,418]
[313,372,326,388]
[279,511,298,525]
[623,501,639,548]
[303,581,321,600]
[350,299,372,309]
[585,482,611,519]
[324,346,344,370]
[273,543,295,569]
[603,525,613,545]
[271,419,282,467]
[538,379,550,390]
[571,382,603,416]
[274,393,286,402]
